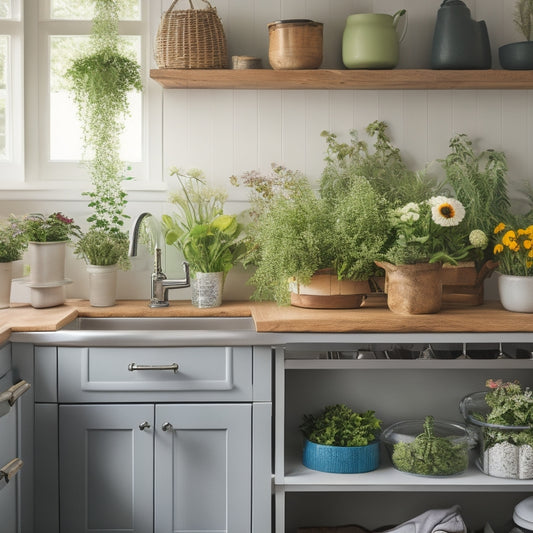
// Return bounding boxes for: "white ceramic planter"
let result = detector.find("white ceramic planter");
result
[28,241,67,284]
[0,262,12,309]
[87,264,118,307]
[191,271,224,308]
[498,274,533,313]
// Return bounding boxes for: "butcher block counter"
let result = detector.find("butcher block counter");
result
[2,297,533,346]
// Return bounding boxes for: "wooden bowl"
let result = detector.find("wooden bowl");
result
[268,19,323,70]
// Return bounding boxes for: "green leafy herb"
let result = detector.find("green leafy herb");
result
[392,416,468,476]
[300,404,381,447]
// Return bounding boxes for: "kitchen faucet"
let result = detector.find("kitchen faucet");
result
[128,212,190,308]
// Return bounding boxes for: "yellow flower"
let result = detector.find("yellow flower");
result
[518,228,527,236]
[494,222,506,234]
[529,249,533,258]
[527,225,533,235]
[524,239,533,250]
[493,243,504,254]
[502,230,516,247]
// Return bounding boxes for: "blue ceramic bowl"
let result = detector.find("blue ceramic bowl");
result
[302,438,380,473]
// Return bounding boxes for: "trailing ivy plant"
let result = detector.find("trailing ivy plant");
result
[66,0,142,267]
[300,404,381,447]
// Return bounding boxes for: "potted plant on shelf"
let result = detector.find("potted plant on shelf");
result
[162,168,246,308]
[460,379,533,479]
[492,219,533,312]
[65,0,142,307]
[376,196,488,314]
[439,133,509,304]
[231,162,391,307]
[0,216,27,309]
[500,0,533,69]
[299,404,382,474]
[382,416,469,476]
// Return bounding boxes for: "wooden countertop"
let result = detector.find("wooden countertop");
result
[1,297,533,345]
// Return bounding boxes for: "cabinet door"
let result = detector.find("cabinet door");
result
[155,404,251,533]
[59,404,154,533]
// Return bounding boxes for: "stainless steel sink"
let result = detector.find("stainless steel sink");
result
[67,316,256,331]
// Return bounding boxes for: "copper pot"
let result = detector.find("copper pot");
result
[267,19,323,70]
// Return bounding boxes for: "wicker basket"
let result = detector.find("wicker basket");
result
[155,0,228,69]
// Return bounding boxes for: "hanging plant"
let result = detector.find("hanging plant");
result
[66,0,142,266]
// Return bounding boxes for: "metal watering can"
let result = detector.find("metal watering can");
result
[431,0,491,69]
[342,9,407,69]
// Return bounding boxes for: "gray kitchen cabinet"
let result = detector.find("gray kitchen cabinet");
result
[32,344,271,533]
[0,342,32,533]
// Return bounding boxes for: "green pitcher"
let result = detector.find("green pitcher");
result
[342,9,407,69]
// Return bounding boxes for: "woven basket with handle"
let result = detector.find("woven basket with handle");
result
[155,0,228,69]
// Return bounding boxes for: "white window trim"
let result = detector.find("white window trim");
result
[0,0,24,184]
[0,0,164,199]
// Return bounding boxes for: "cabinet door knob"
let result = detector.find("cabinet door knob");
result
[161,422,173,432]
[138,421,151,431]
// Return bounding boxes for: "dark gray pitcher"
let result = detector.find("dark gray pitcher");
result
[431,0,491,69]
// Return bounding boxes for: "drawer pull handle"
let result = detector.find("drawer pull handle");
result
[0,458,23,484]
[139,421,151,431]
[128,363,179,373]
[0,380,31,406]
[162,422,173,432]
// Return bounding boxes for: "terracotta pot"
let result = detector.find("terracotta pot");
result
[290,269,370,309]
[375,261,442,315]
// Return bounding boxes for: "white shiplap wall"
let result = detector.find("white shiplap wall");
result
[2,0,532,301]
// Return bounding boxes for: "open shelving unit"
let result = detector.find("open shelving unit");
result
[150,68,533,90]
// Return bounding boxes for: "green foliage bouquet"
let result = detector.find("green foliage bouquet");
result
[232,164,391,305]
[23,212,81,243]
[74,228,130,269]
[0,216,27,262]
[493,222,533,276]
[383,196,488,265]
[162,168,246,276]
[300,404,381,447]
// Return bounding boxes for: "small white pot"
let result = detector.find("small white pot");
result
[498,274,533,313]
[87,264,118,307]
[191,271,224,308]
[0,262,12,309]
[28,241,67,284]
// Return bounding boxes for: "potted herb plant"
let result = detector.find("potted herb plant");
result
[460,379,533,479]
[162,168,246,308]
[0,216,27,309]
[299,404,382,474]
[231,163,391,307]
[66,0,142,306]
[500,0,533,69]
[376,196,488,314]
[492,220,533,312]
[439,133,509,304]
[21,212,81,308]
[383,416,469,476]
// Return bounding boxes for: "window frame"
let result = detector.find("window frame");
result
[0,0,164,196]
[0,0,24,184]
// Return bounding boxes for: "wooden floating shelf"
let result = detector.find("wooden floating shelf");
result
[150,68,533,90]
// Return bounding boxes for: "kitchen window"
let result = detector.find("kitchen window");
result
[1,0,162,192]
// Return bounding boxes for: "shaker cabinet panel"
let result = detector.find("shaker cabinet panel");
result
[59,404,154,533]
[155,403,252,533]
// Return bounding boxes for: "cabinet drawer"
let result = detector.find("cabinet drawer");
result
[58,346,253,402]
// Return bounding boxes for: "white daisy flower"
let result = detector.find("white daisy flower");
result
[431,197,465,227]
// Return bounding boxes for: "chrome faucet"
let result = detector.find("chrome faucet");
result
[129,212,190,308]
